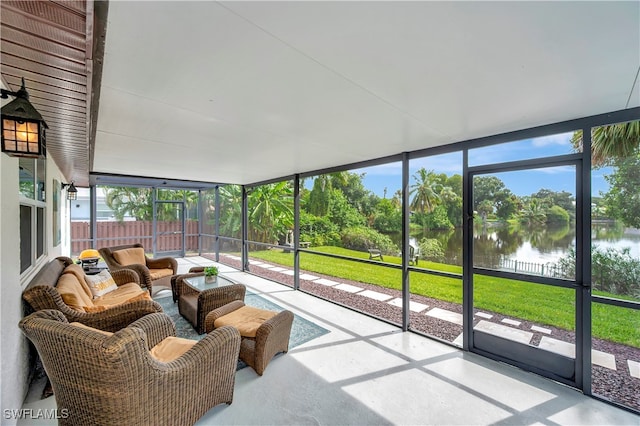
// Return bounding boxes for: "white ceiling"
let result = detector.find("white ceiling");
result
[94,1,640,185]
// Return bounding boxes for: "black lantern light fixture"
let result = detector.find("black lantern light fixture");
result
[1,78,48,158]
[61,181,78,200]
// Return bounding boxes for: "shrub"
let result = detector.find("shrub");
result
[300,212,341,246]
[554,246,640,298]
[328,190,366,229]
[301,232,341,247]
[592,247,640,297]
[372,199,402,234]
[423,205,454,230]
[546,205,570,225]
[341,226,397,255]
[418,238,445,262]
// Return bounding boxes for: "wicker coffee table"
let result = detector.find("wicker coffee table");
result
[175,273,246,334]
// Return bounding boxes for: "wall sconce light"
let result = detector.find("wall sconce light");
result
[61,181,78,200]
[1,78,48,158]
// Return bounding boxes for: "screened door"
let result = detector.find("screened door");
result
[154,200,185,257]
[467,163,584,387]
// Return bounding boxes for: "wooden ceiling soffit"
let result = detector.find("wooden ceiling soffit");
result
[1,0,107,187]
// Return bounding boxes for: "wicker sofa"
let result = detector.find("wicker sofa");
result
[99,243,178,295]
[22,256,162,332]
[19,310,241,426]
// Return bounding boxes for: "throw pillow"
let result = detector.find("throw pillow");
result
[112,247,146,266]
[57,274,94,311]
[62,263,94,298]
[85,269,118,298]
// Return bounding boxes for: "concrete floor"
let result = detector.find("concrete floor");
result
[20,257,639,425]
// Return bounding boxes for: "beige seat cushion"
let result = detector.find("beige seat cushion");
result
[149,268,174,280]
[214,306,277,338]
[93,283,148,307]
[150,336,196,362]
[57,274,94,312]
[113,247,146,266]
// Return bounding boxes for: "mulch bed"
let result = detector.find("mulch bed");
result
[214,254,640,412]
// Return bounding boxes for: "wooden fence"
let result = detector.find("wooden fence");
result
[71,220,200,254]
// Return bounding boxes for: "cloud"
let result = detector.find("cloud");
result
[531,132,573,147]
[353,152,464,177]
[410,152,463,174]
[531,165,575,175]
[352,162,402,176]
[469,140,533,165]
[341,133,578,181]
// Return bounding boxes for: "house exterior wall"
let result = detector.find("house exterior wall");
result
[0,152,68,424]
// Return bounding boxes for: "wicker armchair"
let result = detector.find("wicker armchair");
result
[19,310,241,426]
[99,243,178,295]
[22,257,162,332]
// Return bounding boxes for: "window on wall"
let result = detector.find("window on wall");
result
[20,205,32,273]
[19,157,46,273]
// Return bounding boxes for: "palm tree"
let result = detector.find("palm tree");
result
[410,168,442,233]
[571,121,640,167]
[438,185,458,205]
[104,186,153,221]
[248,181,293,244]
[155,189,198,221]
[391,189,402,209]
[104,187,200,224]
[520,198,547,226]
[218,185,242,239]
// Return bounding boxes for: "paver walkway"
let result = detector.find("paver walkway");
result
[221,254,632,378]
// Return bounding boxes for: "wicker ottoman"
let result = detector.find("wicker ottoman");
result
[205,300,293,375]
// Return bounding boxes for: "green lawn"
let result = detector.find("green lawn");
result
[247,246,639,347]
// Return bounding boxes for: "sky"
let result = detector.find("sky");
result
[346,132,612,199]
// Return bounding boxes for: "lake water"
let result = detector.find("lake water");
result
[399,222,640,267]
